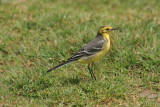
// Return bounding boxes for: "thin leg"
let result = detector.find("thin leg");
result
[88,63,96,80]
[88,64,93,79]
[91,69,96,80]
[91,62,96,80]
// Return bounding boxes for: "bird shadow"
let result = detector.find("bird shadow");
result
[62,76,82,85]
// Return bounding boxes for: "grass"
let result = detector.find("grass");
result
[0,0,160,106]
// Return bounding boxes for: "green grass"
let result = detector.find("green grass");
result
[0,0,160,106]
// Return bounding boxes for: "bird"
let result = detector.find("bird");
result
[47,26,118,80]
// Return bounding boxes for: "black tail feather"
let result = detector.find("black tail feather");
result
[47,61,72,73]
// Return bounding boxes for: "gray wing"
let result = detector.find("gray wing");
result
[67,36,106,62]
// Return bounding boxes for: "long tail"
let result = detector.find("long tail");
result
[47,61,72,73]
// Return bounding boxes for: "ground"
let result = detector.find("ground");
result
[0,0,160,106]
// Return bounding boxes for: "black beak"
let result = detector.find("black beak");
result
[112,28,119,30]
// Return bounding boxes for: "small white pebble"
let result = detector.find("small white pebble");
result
[49,58,52,60]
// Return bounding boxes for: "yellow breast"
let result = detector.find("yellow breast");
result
[78,35,110,64]
[92,35,110,61]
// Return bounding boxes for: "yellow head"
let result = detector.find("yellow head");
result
[98,26,118,36]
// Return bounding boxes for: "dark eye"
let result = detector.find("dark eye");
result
[106,28,109,30]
